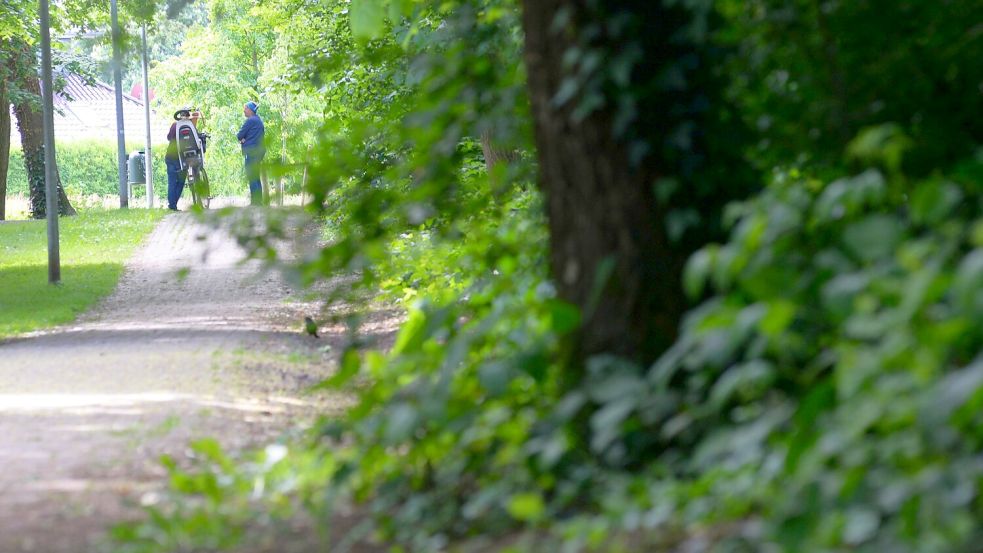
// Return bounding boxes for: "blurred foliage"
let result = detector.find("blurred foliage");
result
[0,0,109,41]
[639,145,983,552]
[111,0,983,552]
[61,0,209,87]
[720,0,983,175]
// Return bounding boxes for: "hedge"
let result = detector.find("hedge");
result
[4,140,245,198]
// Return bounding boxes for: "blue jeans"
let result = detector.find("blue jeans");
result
[244,153,264,206]
[165,157,185,210]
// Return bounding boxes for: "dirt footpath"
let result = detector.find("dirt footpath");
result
[0,211,367,553]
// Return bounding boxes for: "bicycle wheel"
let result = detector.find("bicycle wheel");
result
[187,167,204,209]
[199,167,211,209]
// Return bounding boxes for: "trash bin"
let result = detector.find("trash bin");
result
[127,151,145,184]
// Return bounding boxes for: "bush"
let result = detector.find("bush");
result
[305,140,983,553]
[588,144,983,552]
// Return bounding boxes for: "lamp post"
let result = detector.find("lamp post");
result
[111,0,127,208]
[141,24,153,208]
[39,0,60,283]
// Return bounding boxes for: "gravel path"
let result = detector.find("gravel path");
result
[0,211,362,552]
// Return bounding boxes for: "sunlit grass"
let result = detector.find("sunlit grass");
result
[0,208,165,337]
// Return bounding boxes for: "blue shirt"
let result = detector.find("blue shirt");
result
[237,114,265,153]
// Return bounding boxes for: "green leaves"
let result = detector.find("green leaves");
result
[383,402,420,443]
[637,149,983,550]
[506,492,545,522]
[391,307,428,355]
[349,0,416,40]
[349,0,386,40]
[910,181,962,226]
[842,507,881,546]
[758,300,796,337]
[546,299,580,334]
[708,360,775,407]
[683,246,714,299]
[954,250,983,317]
[923,357,983,427]
[314,347,362,389]
[847,124,912,174]
[813,170,886,223]
[842,214,903,263]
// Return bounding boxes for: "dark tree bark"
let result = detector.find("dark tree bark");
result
[521,0,754,370]
[522,0,680,368]
[8,42,75,218]
[0,80,9,221]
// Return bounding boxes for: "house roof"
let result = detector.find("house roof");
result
[7,72,171,146]
[50,73,170,143]
[54,73,145,112]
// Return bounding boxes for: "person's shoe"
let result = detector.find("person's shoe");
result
[168,206,180,211]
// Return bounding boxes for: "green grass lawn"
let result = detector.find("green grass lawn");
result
[0,209,166,338]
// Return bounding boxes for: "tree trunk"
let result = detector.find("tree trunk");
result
[0,80,9,221]
[521,0,684,369]
[480,129,519,174]
[9,43,76,219]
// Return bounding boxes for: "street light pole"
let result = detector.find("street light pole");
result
[141,24,153,208]
[39,0,60,283]
[111,0,127,208]
[280,87,286,207]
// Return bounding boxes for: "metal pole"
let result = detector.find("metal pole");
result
[111,0,127,208]
[141,24,153,208]
[39,0,60,283]
[280,88,286,207]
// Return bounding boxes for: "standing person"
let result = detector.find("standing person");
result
[165,107,193,211]
[237,101,265,206]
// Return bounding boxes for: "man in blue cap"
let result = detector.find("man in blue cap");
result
[237,101,265,205]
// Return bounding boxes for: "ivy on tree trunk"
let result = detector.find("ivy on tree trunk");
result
[523,0,675,370]
[521,0,754,371]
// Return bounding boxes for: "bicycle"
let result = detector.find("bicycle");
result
[173,108,212,209]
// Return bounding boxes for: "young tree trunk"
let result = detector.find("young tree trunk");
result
[9,43,76,219]
[480,129,519,174]
[521,0,684,369]
[0,80,9,221]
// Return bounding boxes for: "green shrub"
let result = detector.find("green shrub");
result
[5,139,247,198]
[581,144,983,552]
[7,140,163,197]
[303,141,983,553]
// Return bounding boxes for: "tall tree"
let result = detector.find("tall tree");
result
[6,40,76,218]
[521,0,754,369]
[2,0,112,219]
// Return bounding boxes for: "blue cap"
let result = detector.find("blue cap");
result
[245,101,259,114]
